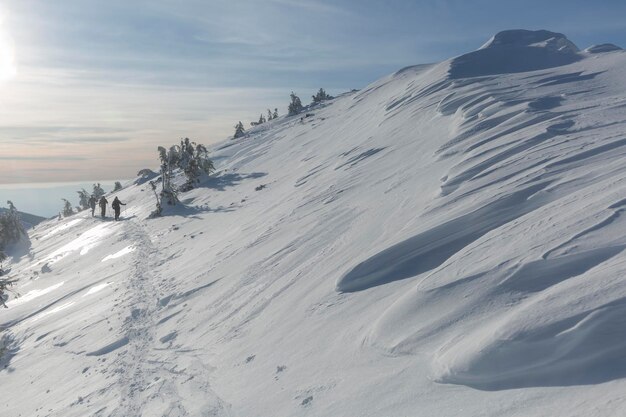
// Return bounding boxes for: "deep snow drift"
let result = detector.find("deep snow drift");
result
[2,30,626,416]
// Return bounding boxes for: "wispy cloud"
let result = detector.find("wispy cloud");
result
[0,155,86,161]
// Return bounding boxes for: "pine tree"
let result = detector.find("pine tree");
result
[288,92,304,116]
[113,181,123,192]
[1,275,17,308]
[273,108,279,119]
[157,146,179,206]
[148,180,162,218]
[0,201,28,254]
[234,121,246,138]
[77,189,90,210]
[61,199,74,217]
[312,88,332,103]
[258,114,266,124]
[0,249,17,307]
[267,109,273,121]
[92,183,105,199]
[178,138,215,191]
[0,250,6,275]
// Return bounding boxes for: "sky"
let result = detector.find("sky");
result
[0,0,625,186]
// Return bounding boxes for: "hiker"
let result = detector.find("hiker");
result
[112,197,126,221]
[99,196,108,218]
[88,195,97,217]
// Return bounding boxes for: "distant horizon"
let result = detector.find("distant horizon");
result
[0,179,128,218]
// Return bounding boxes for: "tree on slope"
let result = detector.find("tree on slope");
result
[312,88,332,103]
[113,181,123,192]
[0,250,6,276]
[0,249,17,308]
[288,92,303,116]
[234,121,246,139]
[61,199,74,217]
[92,183,105,199]
[273,108,279,119]
[0,201,28,252]
[267,109,273,121]
[0,275,17,308]
[158,145,179,206]
[178,138,215,191]
[77,189,90,210]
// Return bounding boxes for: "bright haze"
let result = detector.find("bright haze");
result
[0,0,624,184]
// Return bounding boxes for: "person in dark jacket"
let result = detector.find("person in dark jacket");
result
[99,196,108,219]
[88,195,97,217]
[112,197,126,221]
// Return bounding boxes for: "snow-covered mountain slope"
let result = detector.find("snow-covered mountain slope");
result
[2,29,626,416]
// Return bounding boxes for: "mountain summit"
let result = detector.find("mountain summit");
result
[449,29,582,78]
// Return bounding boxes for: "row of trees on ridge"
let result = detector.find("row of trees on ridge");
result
[233,88,333,139]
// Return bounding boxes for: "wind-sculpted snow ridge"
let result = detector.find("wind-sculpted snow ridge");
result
[585,43,623,54]
[2,29,626,417]
[449,29,582,78]
[345,31,626,399]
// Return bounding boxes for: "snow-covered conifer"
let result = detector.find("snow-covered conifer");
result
[92,183,105,199]
[234,121,246,139]
[61,199,74,217]
[288,92,304,116]
[0,250,6,275]
[113,181,123,192]
[1,275,17,308]
[0,201,29,253]
[77,189,90,210]
[312,88,332,103]
[273,108,279,119]
[157,146,179,206]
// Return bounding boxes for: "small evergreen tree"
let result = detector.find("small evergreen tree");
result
[267,109,273,121]
[273,108,279,119]
[288,92,304,116]
[234,121,246,139]
[312,88,332,103]
[157,146,179,206]
[258,113,266,124]
[0,250,17,307]
[92,183,105,199]
[61,199,74,217]
[137,168,156,178]
[0,201,29,254]
[0,250,6,275]
[1,275,18,308]
[77,189,90,210]
[113,181,123,192]
[178,138,215,191]
[148,180,162,218]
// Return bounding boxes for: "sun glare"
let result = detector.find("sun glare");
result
[0,11,16,83]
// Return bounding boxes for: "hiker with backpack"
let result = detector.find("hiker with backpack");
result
[99,196,108,219]
[112,197,126,221]
[88,195,97,217]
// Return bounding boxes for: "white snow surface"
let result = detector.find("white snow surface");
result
[2,30,626,416]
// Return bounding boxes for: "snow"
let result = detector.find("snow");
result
[585,43,623,53]
[101,246,135,262]
[2,29,626,416]
[451,29,581,78]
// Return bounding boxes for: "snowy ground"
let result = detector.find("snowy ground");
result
[1,30,626,416]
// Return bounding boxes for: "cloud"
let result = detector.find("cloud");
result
[0,155,86,161]
[56,136,131,144]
